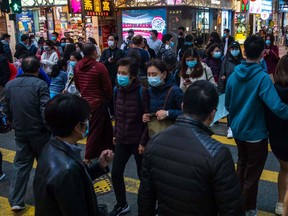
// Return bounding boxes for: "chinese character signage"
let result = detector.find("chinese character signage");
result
[83,0,93,11]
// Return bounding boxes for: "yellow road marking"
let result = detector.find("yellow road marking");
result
[0,148,37,168]
[0,196,34,216]
[218,117,227,123]
[212,135,272,152]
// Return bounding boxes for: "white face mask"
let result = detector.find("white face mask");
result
[108,40,115,47]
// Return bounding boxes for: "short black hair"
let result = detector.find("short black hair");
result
[21,34,29,42]
[178,26,185,31]
[22,56,40,74]
[88,37,97,45]
[224,29,230,33]
[2,34,10,39]
[52,32,59,37]
[82,43,96,56]
[45,94,90,137]
[108,33,119,42]
[45,40,54,48]
[128,29,134,34]
[150,30,158,37]
[162,34,173,44]
[70,52,82,61]
[117,57,138,77]
[51,59,67,78]
[183,80,218,122]
[244,35,265,60]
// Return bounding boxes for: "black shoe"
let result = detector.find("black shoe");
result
[108,203,130,216]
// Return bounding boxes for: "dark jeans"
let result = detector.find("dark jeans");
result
[235,138,268,210]
[0,150,2,173]
[111,144,143,206]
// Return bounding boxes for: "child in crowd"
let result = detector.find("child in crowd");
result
[50,59,67,98]
[64,52,82,95]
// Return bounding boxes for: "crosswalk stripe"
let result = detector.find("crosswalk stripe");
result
[0,196,34,216]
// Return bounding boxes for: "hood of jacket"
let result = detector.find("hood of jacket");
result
[234,60,263,82]
[77,57,97,72]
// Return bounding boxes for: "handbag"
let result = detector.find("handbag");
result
[148,86,174,137]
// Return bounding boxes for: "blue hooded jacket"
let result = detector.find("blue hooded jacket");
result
[225,60,288,141]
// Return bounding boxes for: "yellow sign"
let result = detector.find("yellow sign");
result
[94,0,101,12]
[84,0,93,11]
[102,1,110,11]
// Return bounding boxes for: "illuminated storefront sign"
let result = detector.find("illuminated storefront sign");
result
[249,0,262,13]
[70,0,81,13]
[21,0,67,7]
[83,0,112,16]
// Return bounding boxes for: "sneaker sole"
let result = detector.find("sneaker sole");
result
[11,206,25,211]
[118,206,130,215]
[0,173,5,181]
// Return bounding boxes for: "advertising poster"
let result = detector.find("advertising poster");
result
[122,9,166,40]
[70,0,82,13]
[47,13,55,39]
[60,12,68,30]
[16,11,35,38]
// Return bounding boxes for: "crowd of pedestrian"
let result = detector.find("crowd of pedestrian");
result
[0,26,287,216]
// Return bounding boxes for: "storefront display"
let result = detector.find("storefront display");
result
[122,9,166,40]
[196,10,209,34]
[234,12,247,44]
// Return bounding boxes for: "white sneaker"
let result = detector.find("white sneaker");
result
[11,205,25,212]
[227,127,233,139]
[275,202,283,215]
[0,173,5,181]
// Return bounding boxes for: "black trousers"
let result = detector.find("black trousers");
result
[0,150,2,173]
[235,138,268,210]
[111,144,143,206]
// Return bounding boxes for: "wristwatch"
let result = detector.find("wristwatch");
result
[166,111,169,117]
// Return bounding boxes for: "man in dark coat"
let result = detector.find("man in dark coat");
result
[14,34,30,59]
[4,56,50,212]
[222,29,234,56]
[1,33,13,63]
[100,33,125,116]
[33,94,114,216]
[138,80,244,216]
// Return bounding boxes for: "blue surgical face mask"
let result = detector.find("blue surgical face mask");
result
[231,49,240,57]
[61,42,66,47]
[69,61,77,68]
[170,42,174,47]
[266,40,271,46]
[213,51,222,59]
[149,35,153,39]
[51,36,57,41]
[117,75,130,87]
[82,120,89,138]
[186,60,197,68]
[185,42,193,46]
[148,76,163,87]
[223,33,227,38]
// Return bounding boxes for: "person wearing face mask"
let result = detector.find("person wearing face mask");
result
[100,33,125,117]
[157,33,176,60]
[74,43,114,164]
[218,41,243,139]
[148,30,162,55]
[64,52,82,95]
[75,42,83,56]
[177,26,185,54]
[178,34,194,61]
[143,59,183,137]
[41,40,59,77]
[264,33,280,82]
[14,34,30,60]
[180,48,216,92]
[49,59,68,98]
[33,94,114,216]
[203,43,223,83]
[222,29,235,56]
[109,57,149,216]
[1,33,13,63]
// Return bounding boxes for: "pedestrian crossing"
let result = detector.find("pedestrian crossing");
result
[0,118,279,215]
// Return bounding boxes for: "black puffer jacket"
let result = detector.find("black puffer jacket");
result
[114,80,149,146]
[138,115,244,216]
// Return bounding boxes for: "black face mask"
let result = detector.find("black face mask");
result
[179,32,184,36]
